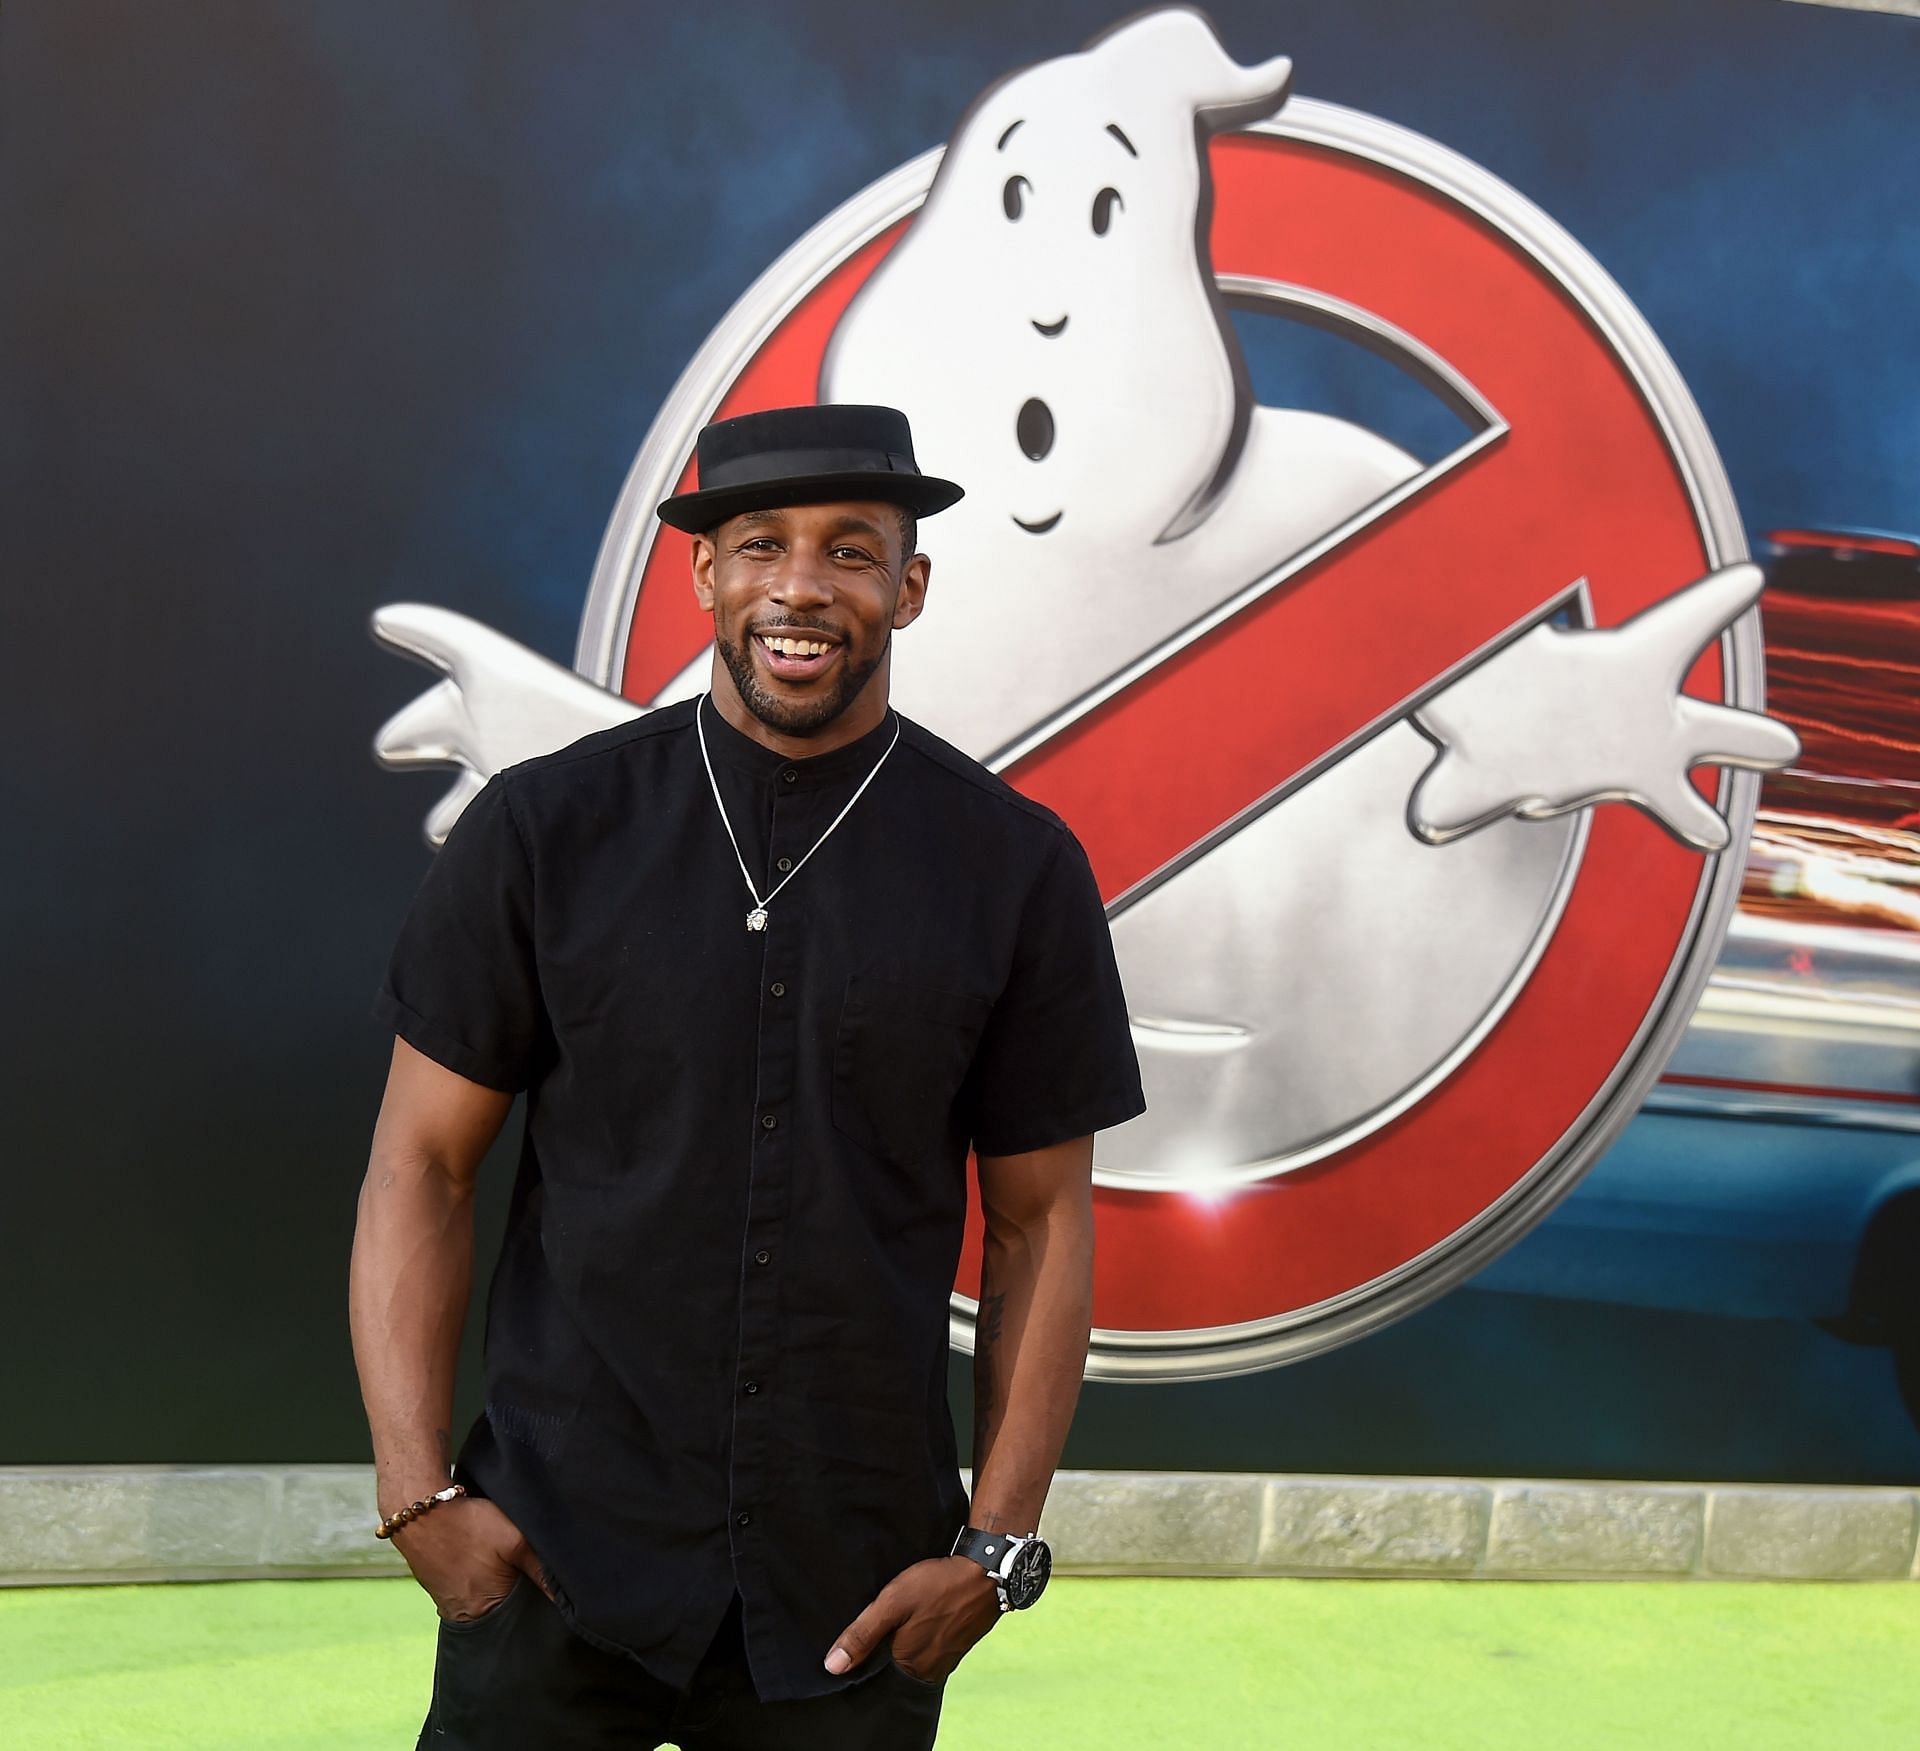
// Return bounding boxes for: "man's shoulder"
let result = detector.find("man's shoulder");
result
[496,698,696,802]
[894,714,1071,842]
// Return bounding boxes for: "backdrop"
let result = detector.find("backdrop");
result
[4,0,1917,1480]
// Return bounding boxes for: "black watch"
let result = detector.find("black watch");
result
[951,1525,1052,1611]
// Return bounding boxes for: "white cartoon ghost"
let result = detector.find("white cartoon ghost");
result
[372,9,1797,1190]
[821,6,1418,764]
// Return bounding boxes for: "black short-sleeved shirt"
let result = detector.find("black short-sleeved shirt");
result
[372,694,1144,1702]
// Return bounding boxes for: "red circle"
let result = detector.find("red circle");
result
[615,135,1723,1335]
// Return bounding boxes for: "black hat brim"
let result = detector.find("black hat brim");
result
[656,469,965,535]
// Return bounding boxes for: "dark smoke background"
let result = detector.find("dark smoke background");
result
[2,0,1915,1474]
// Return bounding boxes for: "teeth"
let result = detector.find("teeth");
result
[763,636,830,657]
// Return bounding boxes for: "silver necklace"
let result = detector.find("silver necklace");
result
[696,694,902,933]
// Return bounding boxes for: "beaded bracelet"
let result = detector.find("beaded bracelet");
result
[374,1483,467,1540]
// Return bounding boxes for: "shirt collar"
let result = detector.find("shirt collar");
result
[697,692,901,789]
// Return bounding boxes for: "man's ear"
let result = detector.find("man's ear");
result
[892,552,931,630]
[690,531,718,611]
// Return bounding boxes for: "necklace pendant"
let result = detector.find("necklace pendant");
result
[746,907,769,933]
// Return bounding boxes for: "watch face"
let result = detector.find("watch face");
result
[1004,1539,1052,1609]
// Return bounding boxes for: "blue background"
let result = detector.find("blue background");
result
[2,0,1916,1476]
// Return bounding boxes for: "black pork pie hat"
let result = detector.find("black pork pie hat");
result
[655,403,964,534]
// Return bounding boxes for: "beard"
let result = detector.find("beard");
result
[715,623,890,738]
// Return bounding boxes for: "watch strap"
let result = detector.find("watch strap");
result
[951,1525,1033,1576]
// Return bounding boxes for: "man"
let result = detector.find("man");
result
[352,402,1145,1748]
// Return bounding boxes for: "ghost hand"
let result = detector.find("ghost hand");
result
[371,602,645,845]
[1407,563,1800,853]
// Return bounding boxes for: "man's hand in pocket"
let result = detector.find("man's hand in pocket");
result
[393,1496,553,1622]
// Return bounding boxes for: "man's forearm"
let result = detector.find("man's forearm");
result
[967,1194,1094,1535]
[348,1147,477,1510]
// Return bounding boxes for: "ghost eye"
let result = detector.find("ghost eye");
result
[1091,187,1123,236]
[1002,175,1030,222]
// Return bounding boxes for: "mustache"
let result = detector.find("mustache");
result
[748,617,841,642]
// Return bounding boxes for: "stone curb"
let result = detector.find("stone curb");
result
[2,1467,1915,1586]
[0,1466,407,1587]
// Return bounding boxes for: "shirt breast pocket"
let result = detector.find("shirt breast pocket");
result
[832,974,992,1167]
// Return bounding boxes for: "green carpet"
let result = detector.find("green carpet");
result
[3,1576,1916,1749]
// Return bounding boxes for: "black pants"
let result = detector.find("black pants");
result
[416,1580,945,1749]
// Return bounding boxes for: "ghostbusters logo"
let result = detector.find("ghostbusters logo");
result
[372,10,1798,1379]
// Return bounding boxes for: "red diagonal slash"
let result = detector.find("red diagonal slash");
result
[1004,438,1550,900]
[1004,136,1716,902]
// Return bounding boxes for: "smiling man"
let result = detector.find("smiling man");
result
[351,403,1145,1749]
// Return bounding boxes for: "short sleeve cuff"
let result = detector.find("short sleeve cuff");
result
[971,1084,1147,1159]
[372,986,529,1094]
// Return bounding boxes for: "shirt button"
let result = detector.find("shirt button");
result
[743,1380,760,1395]
[754,1249,771,1265]
[736,1510,752,1527]
[776,856,792,871]
[760,1113,778,1130]
[770,981,786,998]
[782,769,798,784]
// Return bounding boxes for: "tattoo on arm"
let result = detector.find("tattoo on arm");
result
[972,1291,1007,1474]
